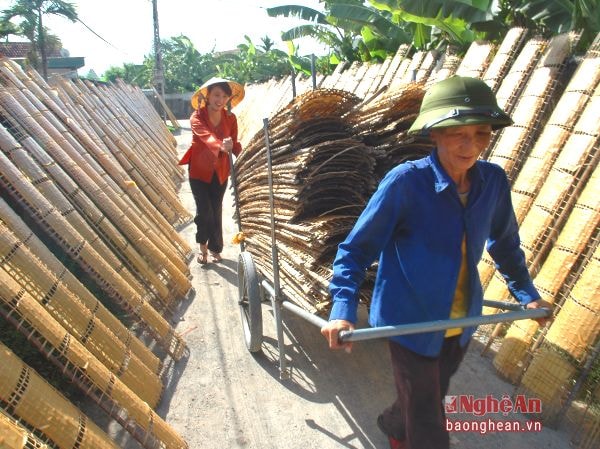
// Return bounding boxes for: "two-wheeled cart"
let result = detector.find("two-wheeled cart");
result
[231,119,551,379]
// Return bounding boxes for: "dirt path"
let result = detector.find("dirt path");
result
[146,125,572,449]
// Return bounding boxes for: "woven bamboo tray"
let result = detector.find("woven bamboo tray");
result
[0,277,188,449]
[0,343,120,449]
[492,165,600,382]
[0,410,52,449]
[484,27,528,92]
[0,145,185,359]
[50,80,192,268]
[0,107,182,307]
[493,36,546,113]
[545,245,600,361]
[2,59,192,234]
[0,74,189,269]
[456,40,495,79]
[0,223,163,406]
[0,198,160,373]
[517,345,577,420]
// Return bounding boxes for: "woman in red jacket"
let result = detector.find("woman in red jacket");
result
[179,77,244,264]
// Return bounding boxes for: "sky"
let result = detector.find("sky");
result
[0,0,327,76]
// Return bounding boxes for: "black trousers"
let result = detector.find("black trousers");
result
[189,174,228,253]
[380,336,468,449]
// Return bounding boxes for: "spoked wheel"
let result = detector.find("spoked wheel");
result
[237,251,263,352]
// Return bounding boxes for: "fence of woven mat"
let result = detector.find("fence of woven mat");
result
[490,162,600,383]
[478,31,575,302]
[515,244,599,423]
[0,62,192,269]
[76,78,176,190]
[0,221,164,406]
[487,33,577,180]
[0,140,186,360]
[0,123,174,316]
[477,34,600,290]
[114,79,179,147]
[0,277,188,449]
[52,78,189,230]
[0,96,187,307]
[482,101,600,348]
[0,44,190,448]
[0,62,192,290]
[111,80,180,162]
[0,410,53,449]
[82,80,181,193]
[0,60,192,236]
[484,75,600,305]
[0,197,161,374]
[0,343,121,449]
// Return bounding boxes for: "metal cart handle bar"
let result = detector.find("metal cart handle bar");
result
[262,280,550,344]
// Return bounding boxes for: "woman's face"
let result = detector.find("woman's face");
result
[206,86,231,112]
[429,124,492,177]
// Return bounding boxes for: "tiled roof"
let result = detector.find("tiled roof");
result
[0,42,62,58]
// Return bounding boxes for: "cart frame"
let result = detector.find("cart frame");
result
[233,118,550,380]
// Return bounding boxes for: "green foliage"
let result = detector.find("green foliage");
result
[102,34,303,92]
[216,35,296,84]
[270,0,600,65]
[508,0,600,50]
[159,35,218,93]
[103,62,151,87]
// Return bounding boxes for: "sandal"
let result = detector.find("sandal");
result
[197,244,208,265]
[209,251,222,263]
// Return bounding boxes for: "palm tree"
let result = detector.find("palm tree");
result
[1,0,78,79]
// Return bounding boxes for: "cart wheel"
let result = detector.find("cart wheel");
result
[237,251,263,352]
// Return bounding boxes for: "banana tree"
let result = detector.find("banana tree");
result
[266,2,361,62]
[508,0,600,49]
[327,2,412,59]
[369,0,494,51]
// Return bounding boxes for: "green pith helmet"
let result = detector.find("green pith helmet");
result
[408,76,513,136]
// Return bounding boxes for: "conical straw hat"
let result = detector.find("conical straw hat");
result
[191,77,245,109]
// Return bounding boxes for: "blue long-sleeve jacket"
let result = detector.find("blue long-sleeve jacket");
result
[328,150,540,357]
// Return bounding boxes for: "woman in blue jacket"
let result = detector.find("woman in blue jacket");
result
[321,76,552,449]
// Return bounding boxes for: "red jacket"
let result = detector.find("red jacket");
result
[178,107,242,184]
